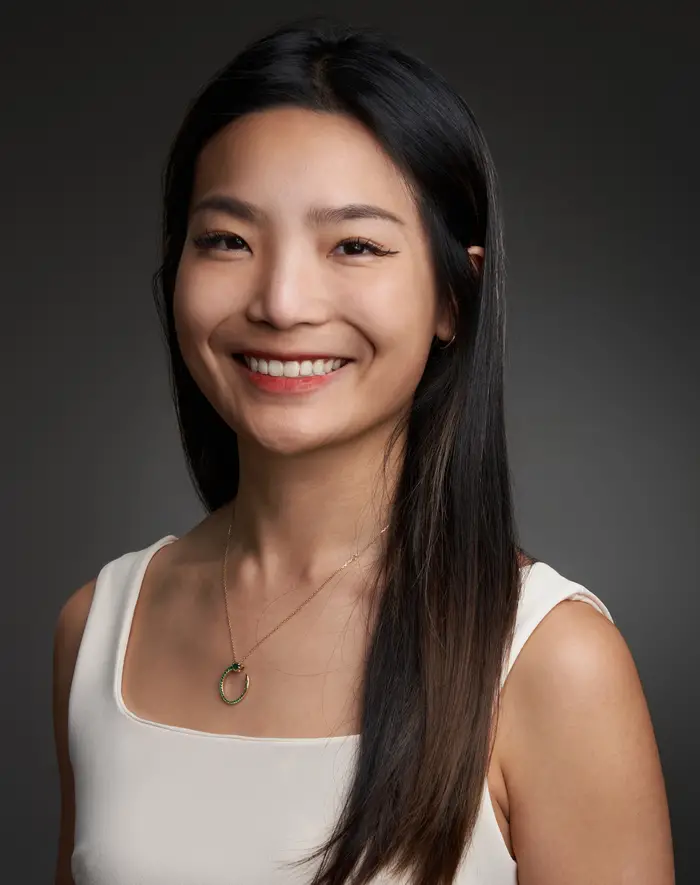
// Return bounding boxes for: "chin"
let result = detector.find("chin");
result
[237,417,351,459]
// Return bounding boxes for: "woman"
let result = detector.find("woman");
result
[52,17,674,885]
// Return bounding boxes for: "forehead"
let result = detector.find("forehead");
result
[191,106,417,219]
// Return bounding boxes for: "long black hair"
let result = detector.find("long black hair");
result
[152,16,532,885]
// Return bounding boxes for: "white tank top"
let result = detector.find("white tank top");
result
[68,535,614,884]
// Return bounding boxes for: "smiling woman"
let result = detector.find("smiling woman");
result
[173,104,463,458]
[52,14,674,885]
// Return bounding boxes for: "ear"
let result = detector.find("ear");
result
[434,245,485,342]
[435,302,454,343]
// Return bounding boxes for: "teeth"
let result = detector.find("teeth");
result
[242,356,348,377]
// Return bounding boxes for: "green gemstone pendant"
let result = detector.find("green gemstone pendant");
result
[219,661,250,705]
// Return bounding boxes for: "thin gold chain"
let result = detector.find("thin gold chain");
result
[221,500,389,666]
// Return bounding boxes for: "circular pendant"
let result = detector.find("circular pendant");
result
[219,661,250,705]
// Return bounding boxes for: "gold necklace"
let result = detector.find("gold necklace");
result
[218,502,389,705]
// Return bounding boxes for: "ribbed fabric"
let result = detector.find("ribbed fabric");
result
[68,536,613,884]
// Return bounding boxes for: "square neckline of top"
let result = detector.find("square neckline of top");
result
[113,533,534,745]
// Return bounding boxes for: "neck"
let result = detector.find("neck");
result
[227,425,403,587]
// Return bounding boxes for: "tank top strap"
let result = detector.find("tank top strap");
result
[68,536,177,739]
[501,561,614,690]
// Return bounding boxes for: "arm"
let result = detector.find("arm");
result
[498,599,674,884]
[52,579,96,885]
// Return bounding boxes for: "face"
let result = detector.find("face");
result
[174,106,453,457]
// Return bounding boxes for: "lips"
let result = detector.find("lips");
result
[231,351,350,393]
[236,354,349,378]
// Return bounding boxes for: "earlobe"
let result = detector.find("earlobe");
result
[435,249,483,343]
[435,299,456,345]
[434,296,455,345]
[436,332,456,349]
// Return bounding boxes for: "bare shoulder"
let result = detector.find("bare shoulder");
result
[53,576,97,752]
[54,577,98,729]
[54,578,97,663]
[52,577,97,885]
[497,598,674,884]
[504,598,631,708]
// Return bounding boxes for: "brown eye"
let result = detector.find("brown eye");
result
[192,231,250,252]
[333,237,398,257]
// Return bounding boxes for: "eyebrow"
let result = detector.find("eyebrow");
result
[190,194,405,227]
[308,203,405,226]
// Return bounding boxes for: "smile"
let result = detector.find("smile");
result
[236,354,350,377]
[232,353,352,394]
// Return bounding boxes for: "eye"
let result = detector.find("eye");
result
[192,230,251,253]
[332,237,399,258]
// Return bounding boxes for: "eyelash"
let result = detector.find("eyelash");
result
[191,230,398,257]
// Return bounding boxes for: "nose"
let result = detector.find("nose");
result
[245,243,330,331]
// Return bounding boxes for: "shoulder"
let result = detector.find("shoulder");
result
[495,596,674,883]
[52,527,182,675]
[498,594,643,763]
[494,593,629,809]
[54,577,97,682]
[53,577,98,884]
[507,596,630,709]
[53,575,99,721]
[53,577,98,728]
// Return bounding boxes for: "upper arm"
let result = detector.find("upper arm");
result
[498,599,675,885]
[52,578,96,885]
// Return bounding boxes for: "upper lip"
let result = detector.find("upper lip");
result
[236,350,351,362]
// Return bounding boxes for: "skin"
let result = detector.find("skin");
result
[53,107,674,884]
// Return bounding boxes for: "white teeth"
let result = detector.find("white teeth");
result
[242,355,348,377]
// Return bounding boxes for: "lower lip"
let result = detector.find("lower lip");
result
[233,359,349,394]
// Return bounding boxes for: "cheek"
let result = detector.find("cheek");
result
[349,269,437,409]
[352,265,437,358]
[171,264,230,396]
[173,257,237,350]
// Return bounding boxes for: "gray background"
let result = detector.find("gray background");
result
[2,0,697,881]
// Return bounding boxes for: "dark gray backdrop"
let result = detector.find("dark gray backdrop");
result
[2,0,697,882]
